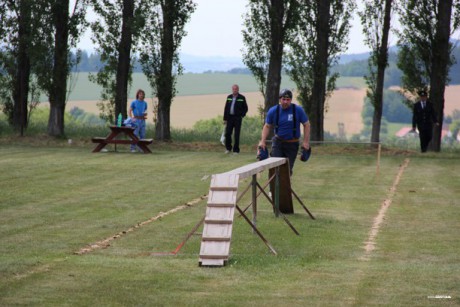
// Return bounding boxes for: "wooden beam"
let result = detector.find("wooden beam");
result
[222,157,287,179]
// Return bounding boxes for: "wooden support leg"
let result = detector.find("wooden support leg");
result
[290,187,315,220]
[252,174,257,234]
[235,205,277,255]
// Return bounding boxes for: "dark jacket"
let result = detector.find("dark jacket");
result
[412,100,438,130]
[223,93,248,121]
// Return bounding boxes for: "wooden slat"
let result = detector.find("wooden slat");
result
[210,186,238,192]
[207,203,235,208]
[199,259,226,266]
[208,190,237,206]
[204,219,233,224]
[205,207,234,220]
[200,241,230,256]
[199,254,229,259]
[210,174,239,189]
[202,223,232,238]
[201,237,231,242]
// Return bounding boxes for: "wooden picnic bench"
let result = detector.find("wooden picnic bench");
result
[91,126,153,153]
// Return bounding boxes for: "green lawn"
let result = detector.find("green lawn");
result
[0,142,458,306]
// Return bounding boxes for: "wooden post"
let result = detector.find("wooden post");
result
[252,174,257,234]
[274,167,280,217]
[377,143,381,176]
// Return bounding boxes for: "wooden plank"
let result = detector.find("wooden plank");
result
[204,219,233,224]
[210,186,238,192]
[205,207,235,220]
[207,190,237,206]
[201,237,231,242]
[199,259,225,266]
[200,241,230,257]
[223,157,287,179]
[210,174,239,189]
[207,203,234,208]
[202,223,232,238]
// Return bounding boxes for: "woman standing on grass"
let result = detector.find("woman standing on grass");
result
[129,89,148,152]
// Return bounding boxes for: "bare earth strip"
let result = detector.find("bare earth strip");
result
[75,195,207,255]
[360,158,411,261]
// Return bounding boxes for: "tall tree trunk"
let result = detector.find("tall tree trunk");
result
[371,0,392,145]
[264,1,285,114]
[13,1,32,136]
[114,0,134,121]
[155,0,175,141]
[429,0,452,152]
[310,0,330,142]
[48,0,70,137]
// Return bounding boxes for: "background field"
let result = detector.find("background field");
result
[0,144,458,306]
[44,73,460,137]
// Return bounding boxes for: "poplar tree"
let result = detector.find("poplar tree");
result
[286,0,355,141]
[242,0,300,114]
[397,0,460,151]
[89,0,144,123]
[138,0,196,141]
[359,0,394,145]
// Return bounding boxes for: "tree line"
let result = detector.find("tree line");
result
[1,0,459,151]
[70,46,460,88]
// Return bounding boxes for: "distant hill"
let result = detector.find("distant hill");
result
[73,42,459,84]
[180,54,243,73]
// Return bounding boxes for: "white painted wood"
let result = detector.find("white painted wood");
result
[222,157,287,179]
[199,158,290,267]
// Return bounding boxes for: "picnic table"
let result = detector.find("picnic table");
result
[91,126,153,154]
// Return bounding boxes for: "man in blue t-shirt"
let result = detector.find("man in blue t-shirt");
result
[129,89,148,152]
[258,89,310,174]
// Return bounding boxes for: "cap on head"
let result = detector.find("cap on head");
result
[279,89,293,99]
[418,90,427,96]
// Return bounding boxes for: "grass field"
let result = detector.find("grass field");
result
[0,142,458,306]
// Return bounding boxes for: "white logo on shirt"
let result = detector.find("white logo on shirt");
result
[288,114,293,121]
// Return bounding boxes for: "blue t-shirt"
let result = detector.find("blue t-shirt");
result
[130,99,147,117]
[266,103,308,140]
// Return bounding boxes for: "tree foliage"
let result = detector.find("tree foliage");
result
[0,0,86,136]
[242,0,300,113]
[138,0,196,141]
[89,0,145,123]
[359,0,394,144]
[361,89,412,123]
[286,0,355,141]
[397,0,460,151]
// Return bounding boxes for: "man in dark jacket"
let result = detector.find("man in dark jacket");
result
[223,84,248,154]
[411,90,439,152]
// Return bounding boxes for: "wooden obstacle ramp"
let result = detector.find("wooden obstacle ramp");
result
[199,158,292,267]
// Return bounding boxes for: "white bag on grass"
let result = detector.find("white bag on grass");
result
[220,125,226,146]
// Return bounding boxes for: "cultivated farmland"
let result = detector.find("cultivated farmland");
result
[45,73,460,136]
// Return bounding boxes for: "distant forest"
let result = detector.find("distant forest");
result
[72,45,460,86]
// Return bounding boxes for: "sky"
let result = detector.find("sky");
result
[77,0,377,57]
[76,1,460,57]
[179,0,373,57]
